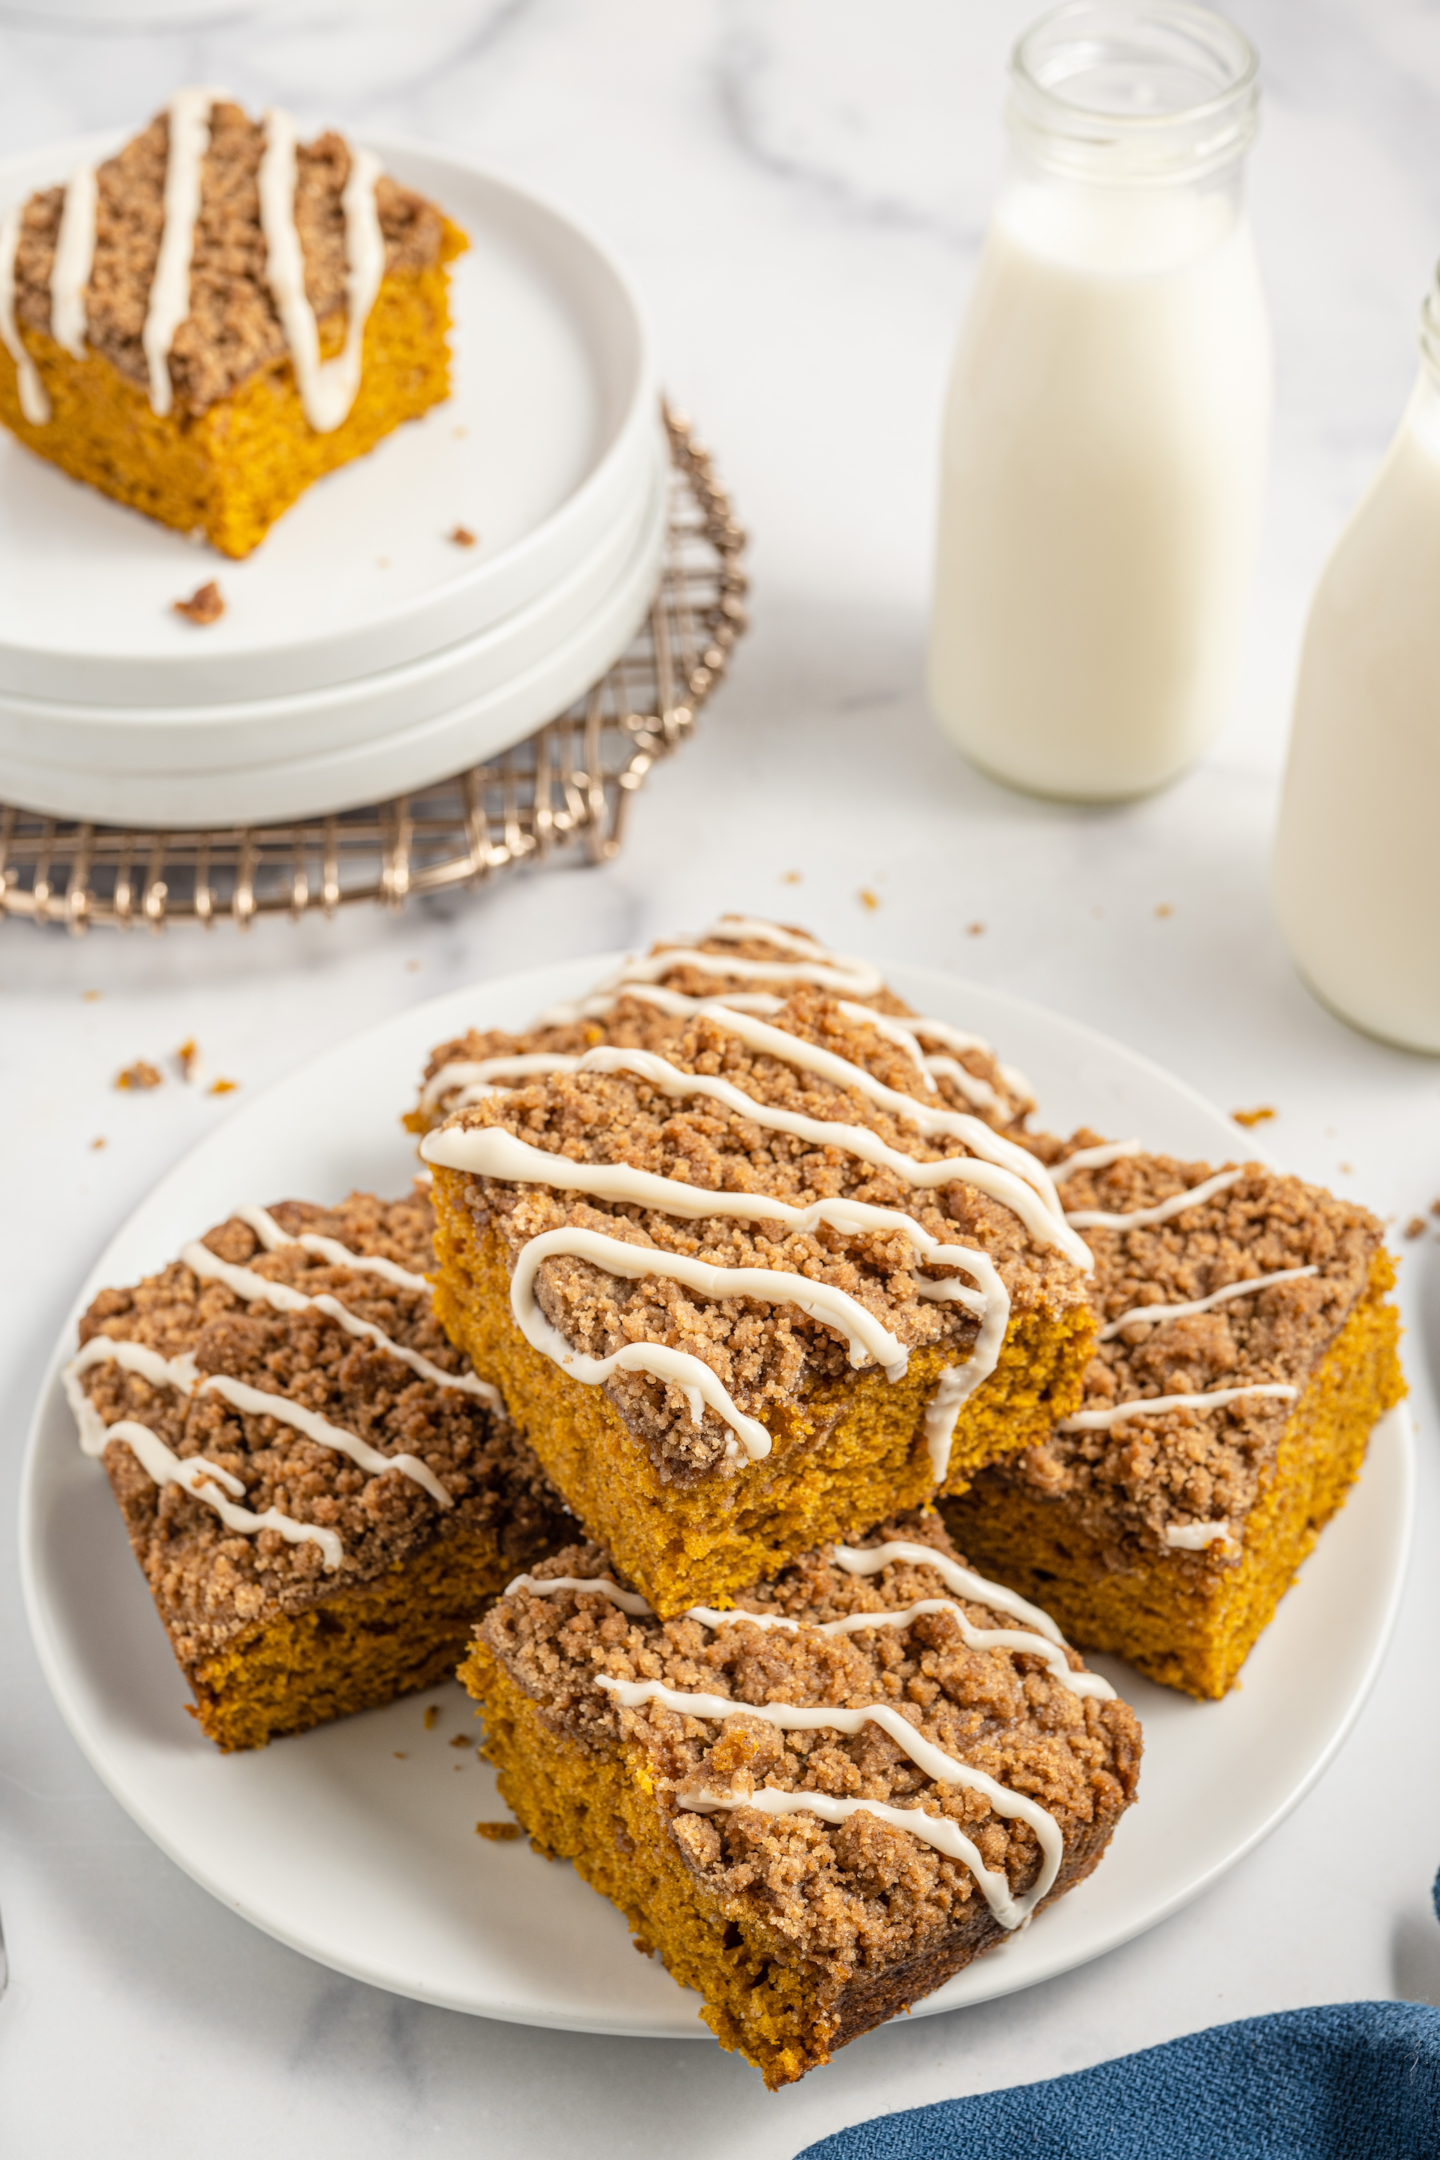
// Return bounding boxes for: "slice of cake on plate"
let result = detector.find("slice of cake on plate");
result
[65,1188,571,1751]
[942,1145,1404,1699]
[421,938,1095,1616]
[461,1514,1141,2086]
[0,91,465,557]
[409,916,1038,1140]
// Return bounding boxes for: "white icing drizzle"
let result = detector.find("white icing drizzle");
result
[420,1123,993,1307]
[235,1201,432,1294]
[422,1123,1008,1477]
[909,1017,1037,1113]
[919,1054,1003,1116]
[505,1226,770,1461]
[63,1346,345,1569]
[180,1241,503,1407]
[0,208,50,423]
[142,87,218,418]
[424,1009,1072,1252]
[1065,1166,1245,1230]
[597,1675,1063,1931]
[99,1416,342,1569]
[66,1331,449,1510]
[563,1043,1087,1263]
[637,1005,1066,1219]
[418,1053,581,1118]
[1165,1521,1232,1550]
[831,1540,1069,1645]
[258,107,384,433]
[1057,1382,1299,1433]
[1100,1264,1319,1342]
[50,161,97,359]
[683,1784,1055,1923]
[532,984,785,1030]
[922,1354,998,1481]
[517,1223,911,1378]
[527,925,1032,1124]
[696,916,853,965]
[1050,1140,1145,1184]
[596,947,884,1000]
[506,1565,1112,1702]
[835,1001,938,1091]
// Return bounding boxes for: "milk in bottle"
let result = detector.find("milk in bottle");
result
[929,2,1273,801]
[1273,283,1440,1052]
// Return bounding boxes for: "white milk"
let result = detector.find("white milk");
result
[928,4,1271,802]
[1273,357,1440,1052]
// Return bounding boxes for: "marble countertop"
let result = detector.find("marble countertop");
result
[2,2,1439,2153]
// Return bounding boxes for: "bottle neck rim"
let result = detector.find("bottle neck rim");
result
[1007,0,1260,188]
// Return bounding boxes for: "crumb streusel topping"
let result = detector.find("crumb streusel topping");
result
[483,1517,1141,1974]
[73,1192,563,1660]
[439,987,1088,1482]
[995,1145,1385,1555]
[13,101,445,411]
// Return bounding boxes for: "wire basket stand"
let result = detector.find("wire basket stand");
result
[0,408,746,934]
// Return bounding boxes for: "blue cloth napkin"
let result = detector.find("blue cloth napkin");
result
[796,2001,1440,2158]
[798,1995,1440,2151]
[798,1799,1440,2156]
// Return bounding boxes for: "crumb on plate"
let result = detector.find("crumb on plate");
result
[174,580,224,626]
[115,1060,162,1091]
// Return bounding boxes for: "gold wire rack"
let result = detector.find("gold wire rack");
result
[0,409,746,934]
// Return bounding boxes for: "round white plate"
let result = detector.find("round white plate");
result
[0,424,664,778]
[0,135,654,705]
[19,956,1415,2037]
[2,440,667,826]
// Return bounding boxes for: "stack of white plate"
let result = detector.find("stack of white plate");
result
[0,139,662,826]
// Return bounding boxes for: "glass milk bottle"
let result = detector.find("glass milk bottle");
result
[1272,282,1440,1052]
[928,2,1273,801]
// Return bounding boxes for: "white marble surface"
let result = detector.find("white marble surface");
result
[2,2,1440,2153]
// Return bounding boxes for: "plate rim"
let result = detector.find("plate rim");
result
[0,449,667,826]
[17,952,1414,2034]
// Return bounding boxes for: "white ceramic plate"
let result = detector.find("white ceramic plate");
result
[0,424,665,781]
[0,135,654,705]
[19,957,1415,2037]
[1,442,667,826]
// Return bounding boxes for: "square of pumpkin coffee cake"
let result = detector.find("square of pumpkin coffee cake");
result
[0,92,465,556]
[65,1189,571,1750]
[461,1512,1141,2086]
[943,1144,1404,1699]
[420,920,1095,1616]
